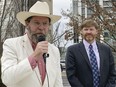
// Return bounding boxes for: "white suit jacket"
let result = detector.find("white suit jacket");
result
[1,34,63,87]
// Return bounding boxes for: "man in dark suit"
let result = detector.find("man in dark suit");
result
[65,19,116,87]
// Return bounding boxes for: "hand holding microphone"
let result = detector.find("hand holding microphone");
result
[32,34,49,63]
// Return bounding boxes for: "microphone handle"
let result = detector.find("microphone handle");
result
[43,53,49,64]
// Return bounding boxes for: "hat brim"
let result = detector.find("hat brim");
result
[16,11,61,26]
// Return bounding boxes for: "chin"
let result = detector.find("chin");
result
[85,38,94,43]
[35,33,44,37]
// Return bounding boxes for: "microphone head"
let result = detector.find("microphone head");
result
[38,34,46,42]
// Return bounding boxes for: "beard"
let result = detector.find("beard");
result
[84,33,96,43]
[31,34,40,43]
[26,27,46,43]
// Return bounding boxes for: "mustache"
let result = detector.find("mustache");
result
[85,33,93,36]
[32,33,45,38]
[31,33,46,43]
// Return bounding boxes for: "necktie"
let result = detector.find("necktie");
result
[89,44,100,87]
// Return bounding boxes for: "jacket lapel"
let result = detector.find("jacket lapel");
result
[79,42,92,68]
[22,34,42,85]
[96,43,103,75]
[22,34,33,56]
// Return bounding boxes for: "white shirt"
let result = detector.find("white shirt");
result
[83,39,100,70]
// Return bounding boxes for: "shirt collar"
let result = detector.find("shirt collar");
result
[83,39,97,50]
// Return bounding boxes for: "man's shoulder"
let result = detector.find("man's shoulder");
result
[48,43,58,49]
[69,42,82,47]
[97,42,111,50]
[4,36,23,45]
[67,42,83,51]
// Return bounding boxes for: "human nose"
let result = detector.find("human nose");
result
[36,23,46,30]
[86,29,91,33]
[38,23,44,29]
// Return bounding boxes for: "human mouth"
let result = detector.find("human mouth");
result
[33,33,43,36]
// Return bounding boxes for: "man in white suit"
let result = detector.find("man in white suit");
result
[1,1,63,87]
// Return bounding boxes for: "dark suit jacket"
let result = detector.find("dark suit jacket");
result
[65,42,116,87]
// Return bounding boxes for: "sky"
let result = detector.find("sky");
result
[53,0,71,24]
[53,0,71,30]
[53,0,73,47]
[53,0,71,16]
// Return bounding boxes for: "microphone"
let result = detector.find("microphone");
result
[37,34,46,42]
[37,34,49,64]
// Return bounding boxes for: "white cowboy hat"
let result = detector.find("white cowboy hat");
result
[16,1,61,26]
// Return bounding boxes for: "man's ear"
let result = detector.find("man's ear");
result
[25,21,29,26]
[96,29,99,35]
[25,21,29,30]
[80,30,82,35]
